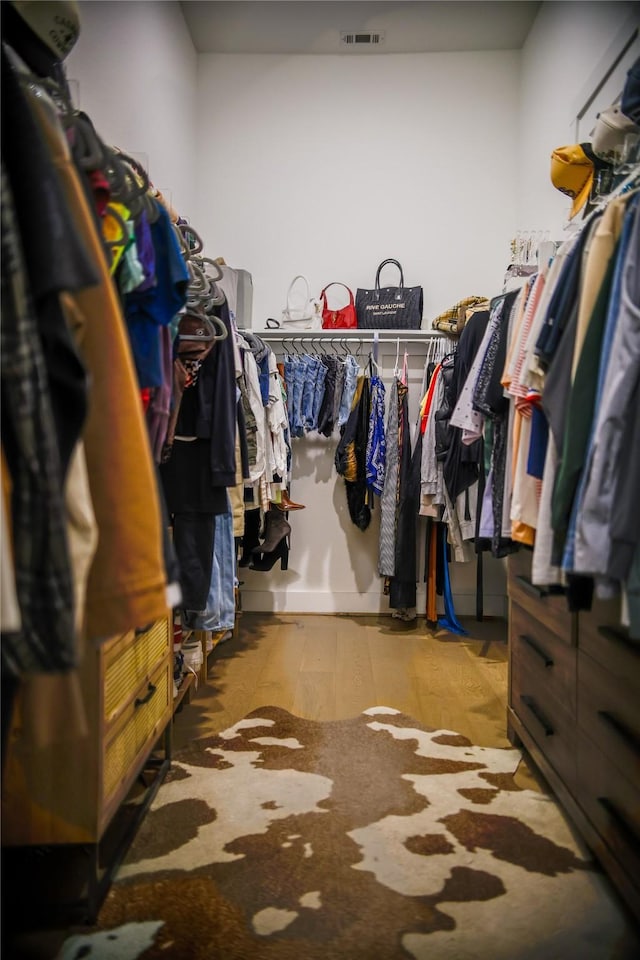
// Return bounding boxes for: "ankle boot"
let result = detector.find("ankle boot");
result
[252,507,291,554]
[239,508,261,567]
[250,538,289,572]
[272,490,306,512]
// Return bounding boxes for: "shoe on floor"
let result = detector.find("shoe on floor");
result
[210,629,233,649]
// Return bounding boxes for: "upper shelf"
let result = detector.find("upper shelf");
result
[248,327,451,341]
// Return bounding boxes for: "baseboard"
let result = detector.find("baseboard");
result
[239,589,507,618]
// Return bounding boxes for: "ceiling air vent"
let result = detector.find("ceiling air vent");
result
[341,31,385,47]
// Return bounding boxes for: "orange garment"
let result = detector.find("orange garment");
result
[420,362,442,434]
[27,86,169,641]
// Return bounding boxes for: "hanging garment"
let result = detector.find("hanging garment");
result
[389,404,420,612]
[365,373,386,496]
[424,518,438,624]
[438,522,468,636]
[335,376,372,531]
[239,340,266,482]
[471,291,519,558]
[420,366,445,516]
[573,198,640,580]
[162,313,216,462]
[0,162,79,675]
[124,203,189,389]
[608,374,640,583]
[332,359,346,426]
[570,197,627,379]
[337,355,360,428]
[450,315,494,443]
[26,79,169,641]
[266,350,290,486]
[534,221,597,371]
[146,326,174,462]
[560,197,639,578]
[310,356,328,432]
[550,249,618,561]
[317,356,339,437]
[2,50,95,483]
[441,306,491,501]
[242,332,270,406]
[521,237,577,392]
[0,452,20,635]
[379,378,400,576]
[184,500,235,633]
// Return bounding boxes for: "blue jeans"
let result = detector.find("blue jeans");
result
[292,357,306,438]
[311,360,328,430]
[301,355,321,432]
[284,356,295,425]
[338,356,359,427]
[188,503,235,631]
[258,354,270,407]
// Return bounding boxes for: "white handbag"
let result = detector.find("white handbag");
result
[280,274,322,331]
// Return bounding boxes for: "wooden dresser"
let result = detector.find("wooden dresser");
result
[507,551,640,920]
[1,614,172,921]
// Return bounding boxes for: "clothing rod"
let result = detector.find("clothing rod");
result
[256,332,449,344]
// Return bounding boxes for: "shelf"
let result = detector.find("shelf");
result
[172,671,195,714]
[256,328,449,342]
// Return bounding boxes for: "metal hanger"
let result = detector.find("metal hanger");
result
[178,313,227,343]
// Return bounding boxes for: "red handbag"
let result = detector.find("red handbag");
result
[320,282,358,330]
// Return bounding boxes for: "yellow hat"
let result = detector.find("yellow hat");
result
[550,144,594,220]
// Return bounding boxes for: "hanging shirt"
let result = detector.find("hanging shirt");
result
[124,204,189,388]
[366,374,386,496]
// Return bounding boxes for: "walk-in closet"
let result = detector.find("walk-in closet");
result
[2,2,640,957]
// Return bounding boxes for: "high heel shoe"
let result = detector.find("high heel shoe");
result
[252,507,291,555]
[249,538,289,572]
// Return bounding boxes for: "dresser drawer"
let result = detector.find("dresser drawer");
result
[510,601,576,715]
[578,651,640,788]
[511,654,576,789]
[577,733,640,889]
[103,617,170,726]
[579,598,640,680]
[102,657,171,813]
[507,552,574,645]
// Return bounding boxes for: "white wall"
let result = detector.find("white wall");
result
[518,1,638,236]
[66,0,198,216]
[194,50,520,616]
[195,51,520,328]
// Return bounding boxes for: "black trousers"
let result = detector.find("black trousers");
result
[172,513,215,611]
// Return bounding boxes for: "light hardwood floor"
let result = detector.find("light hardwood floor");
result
[172,613,542,791]
[173,613,540,791]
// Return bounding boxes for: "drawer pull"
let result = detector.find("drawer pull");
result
[597,625,640,656]
[134,682,157,708]
[520,634,554,668]
[515,575,546,599]
[598,710,640,756]
[597,797,640,854]
[521,695,554,737]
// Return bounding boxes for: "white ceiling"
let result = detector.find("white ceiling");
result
[180,1,542,55]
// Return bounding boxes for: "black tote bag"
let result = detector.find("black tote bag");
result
[356,259,423,330]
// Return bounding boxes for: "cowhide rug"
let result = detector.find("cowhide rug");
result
[58,707,638,960]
